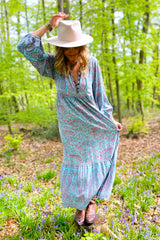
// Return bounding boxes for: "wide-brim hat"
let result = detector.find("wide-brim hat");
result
[46,20,93,47]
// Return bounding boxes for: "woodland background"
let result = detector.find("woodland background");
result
[0,1,160,239]
[0,0,160,136]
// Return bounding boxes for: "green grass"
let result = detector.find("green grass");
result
[36,169,56,181]
[0,154,159,239]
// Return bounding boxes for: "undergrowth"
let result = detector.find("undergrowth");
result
[0,153,159,239]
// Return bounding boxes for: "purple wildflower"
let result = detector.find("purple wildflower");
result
[26,200,32,207]
[32,185,35,192]
[53,224,59,228]
[45,203,49,210]
[124,219,130,230]
[93,229,100,234]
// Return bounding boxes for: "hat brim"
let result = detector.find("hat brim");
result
[46,34,93,47]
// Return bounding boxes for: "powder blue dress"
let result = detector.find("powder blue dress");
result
[17,33,119,210]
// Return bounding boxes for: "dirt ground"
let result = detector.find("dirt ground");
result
[0,116,160,178]
[0,116,160,239]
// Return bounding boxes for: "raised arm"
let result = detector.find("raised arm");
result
[32,12,69,38]
[17,13,68,79]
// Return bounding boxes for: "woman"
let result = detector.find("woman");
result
[17,12,122,226]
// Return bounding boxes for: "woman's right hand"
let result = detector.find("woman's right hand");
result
[50,12,69,28]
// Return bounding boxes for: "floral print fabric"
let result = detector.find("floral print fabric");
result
[17,34,119,210]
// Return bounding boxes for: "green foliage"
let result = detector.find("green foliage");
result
[1,134,22,163]
[0,154,159,239]
[116,155,158,214]
[36,169,56,181]
[127,116,149,137]
[43,121,60,140]
[0,0,160,131]
[113,175,122,186]
[80,232,106,240]
[28,121,60,140]
[4,134,22,151]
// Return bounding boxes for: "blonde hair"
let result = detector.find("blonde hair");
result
[54,45,90,77]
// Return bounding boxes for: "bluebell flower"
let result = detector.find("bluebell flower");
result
[124,219,130,230]
[145,224,149,229]
[53,224,59,228]
[93,229,100,234]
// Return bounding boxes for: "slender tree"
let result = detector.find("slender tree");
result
[111,0,121,122]
[64,0,70,17]
[151,25,160,108]
[25,0,29,32]
[58,0,63,12]
[79,0,83,27]
[136,0,150,120]
[57,0,70,18]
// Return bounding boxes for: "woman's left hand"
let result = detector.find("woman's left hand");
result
[111,119,122,132]
[116,121,122,132]
[50,12,69,28]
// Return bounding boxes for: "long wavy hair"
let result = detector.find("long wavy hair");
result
[54,45,90,77]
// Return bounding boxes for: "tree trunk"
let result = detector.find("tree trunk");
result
[36,0,40,26]
[0,1,5,95]
[11,95,19,113]
[122,14,130,111]
[111,1,121,123]
[126,85,130,110]
[3,0,13,133]
[126,11,136,111]
[152,30,159,108]
[25,0,29,32]
[18,95,25,110]
[41,0,53,92]
[132,82,135,110]
[58,0,63,12]
[4,0,9,42]
[101,0,115,108]
[41,0,51,52]
[17,11,20,41]
[63,0,70,18]
[25,93,29,105]
[137,0,150,120]
[57,0,70,19]
[79,0,83,27]
[1,0,6,44]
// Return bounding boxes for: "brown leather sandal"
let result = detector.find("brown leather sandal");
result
[85,199,96,224]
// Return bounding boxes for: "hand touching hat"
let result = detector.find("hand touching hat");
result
[46,17,93,47]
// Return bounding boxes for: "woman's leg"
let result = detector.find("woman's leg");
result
[74,209,85,225]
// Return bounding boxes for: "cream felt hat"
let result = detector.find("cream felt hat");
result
[46,20,93,47]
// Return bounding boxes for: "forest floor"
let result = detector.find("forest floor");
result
[0,115,160,184]
[0,115,160,239]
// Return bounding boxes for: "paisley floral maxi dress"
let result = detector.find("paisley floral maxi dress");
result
[17,33,119,210]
